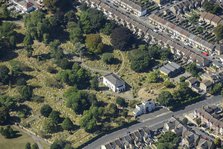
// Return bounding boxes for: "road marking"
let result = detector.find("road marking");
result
[141,111,172,123]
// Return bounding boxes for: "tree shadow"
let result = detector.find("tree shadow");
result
[8,130,22,139]
[16,33,25,44]
[103,45,114,53]
[17,104,32,118]
[10,116,21,124]
[33,53,51,61]
[111,58,121,65]
[0,52,18,62]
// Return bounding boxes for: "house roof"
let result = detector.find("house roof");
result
[160,66,172,75]
[103,73,125,87]
[187,77,199,85]
[201,80,213,87]
[169,62,181,70]
[121,0,146,11]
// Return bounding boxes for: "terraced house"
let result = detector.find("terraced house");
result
[112,0,147,16]
[148,14,223,55]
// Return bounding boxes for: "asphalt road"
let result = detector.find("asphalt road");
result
[83,95,222,149]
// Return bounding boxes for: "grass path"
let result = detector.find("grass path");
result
[116,51,125,75]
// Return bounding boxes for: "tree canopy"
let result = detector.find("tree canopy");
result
[157,131,180,149]
[64,87,98,114]
[85,34,104,54]
[80,8,105,33]
[111,27,132,50]
[40,104,52,117]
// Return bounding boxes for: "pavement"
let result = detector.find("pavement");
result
[83,95,223,149]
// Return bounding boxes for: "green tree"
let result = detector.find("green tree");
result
[179,76,186,82]
[61,117,74,131]
[148,71,161,83]
[214,25,223,40]
[0,126,16,138]
[105,103,118,117]
[42,119,58,134]
[129,48,155,72]
[164,80,175,88]
[196,118,201,126]
[0,106,9,125]
[85,34,104,54]
[80,110,97,132]
[102,53,114,64]
[157,131,180,149]
[19,85,33,100]
[79,8,105,33]
[0,22,17,59]
[116,97,127,107]
[100,21,116,35]
[90,76,99,90]
[210,83,223,95]
[111,27,132,50]
[43,0,73,12]
[40,104,52,117]
[31,143,39,149]
[49,111,61,124]
[186,63,201,77]
[157,91,173,107]
[0,4,10,19]
[182,117,188,125]
[50,140,73,149]
[0,65,10,84]
[23,34,34,47]
[25,143,31,149]
[214,137,221,147]
[67,22,83,44]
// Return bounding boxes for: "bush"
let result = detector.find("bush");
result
[179,76,186,82]
[19,85,33,100]
[16,78,27,86]
[61,118,74,131]
[164,80,175,88]
[0,126,17,138]
[102,53,114,64]
[40,104,52,117]
[116,97,127,107]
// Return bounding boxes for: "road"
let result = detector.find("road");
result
[83,95,223,149]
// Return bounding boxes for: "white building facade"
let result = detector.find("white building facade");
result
[133,100,155,117]
[103,73,126,92]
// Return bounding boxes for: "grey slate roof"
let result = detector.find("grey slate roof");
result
[104,73,125,87]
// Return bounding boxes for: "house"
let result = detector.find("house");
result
[187,77,200,88]
[101,127,153,149]
[152,0,168,5]
[112,0,147,16]
[186,77,202,93]
[199,12,222,27]
[133,100,155,117]
[200,80,213,92]
[148,13,219,56]
[103,73,126,92]
[164,116,214,149]
[182,130,199,149]
[12,0,35,13]
[197,138,214,149]
[159,62,182,77]
[194,108,223,135]
[201,72,223,83]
